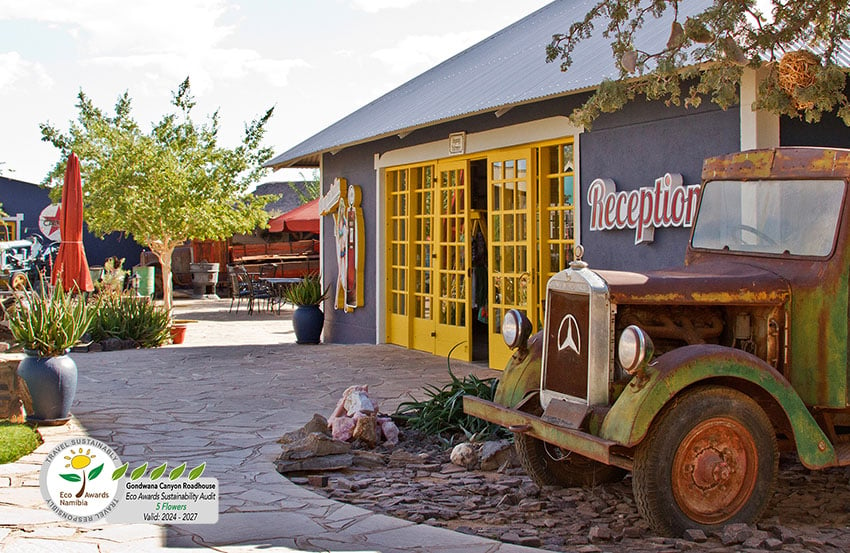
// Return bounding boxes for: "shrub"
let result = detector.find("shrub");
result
[89,293,171,348]
[4,278,94,356]
[281,273,328,306]
[394,354,510,447]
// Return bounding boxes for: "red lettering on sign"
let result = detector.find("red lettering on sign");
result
[586,174,701,244]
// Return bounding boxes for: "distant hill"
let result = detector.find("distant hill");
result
[254,181,317,216]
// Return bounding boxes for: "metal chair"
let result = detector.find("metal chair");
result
[235,265,271,314]
[228,265,250,314]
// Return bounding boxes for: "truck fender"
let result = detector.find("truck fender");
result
[599,344,836,469]
[493,331,543,408]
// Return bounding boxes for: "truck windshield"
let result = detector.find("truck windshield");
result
[691,179,845,256]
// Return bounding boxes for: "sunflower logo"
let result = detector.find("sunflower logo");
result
[60,448,104,498]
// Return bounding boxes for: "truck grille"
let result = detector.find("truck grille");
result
[543,290,590,401]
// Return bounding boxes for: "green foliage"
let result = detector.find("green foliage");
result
[40,77,278,311]
[4,278,95,357]
[289,170,321,203]
[281,274,329,306]
[0,422,42,464]
[394,360,510,447]
[89,293,171,348]
[94,257,127,295]
[547,1,850,128]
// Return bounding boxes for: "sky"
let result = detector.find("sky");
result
[0,0,554,186]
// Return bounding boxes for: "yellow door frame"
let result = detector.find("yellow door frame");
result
[434,159,472,361]
[487,147,537,369]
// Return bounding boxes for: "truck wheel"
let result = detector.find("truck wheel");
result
[632,386,778,537]
[514,402,625,487]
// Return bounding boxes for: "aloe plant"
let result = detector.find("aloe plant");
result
[5,278,95,357]
[281,273,329,306]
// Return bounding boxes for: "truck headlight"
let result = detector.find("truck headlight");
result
[618,325,654,376]
[502,309,532,350]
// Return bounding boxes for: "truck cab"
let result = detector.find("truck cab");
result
[464,147,850,536]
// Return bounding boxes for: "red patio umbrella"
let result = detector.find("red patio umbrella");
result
[51,152,94,292]
[268,198,320,234]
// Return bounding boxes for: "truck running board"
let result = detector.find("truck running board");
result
[463,396,633,471]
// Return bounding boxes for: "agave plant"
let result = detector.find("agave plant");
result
[4,279,95,357]
[281,273,329,306]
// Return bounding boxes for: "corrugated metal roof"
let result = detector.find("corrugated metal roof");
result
[265,0,847,169]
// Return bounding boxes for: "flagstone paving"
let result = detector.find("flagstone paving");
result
[0,298,543,553]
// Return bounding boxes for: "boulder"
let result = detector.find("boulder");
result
[450,442,478,469]
[279,432,351,460]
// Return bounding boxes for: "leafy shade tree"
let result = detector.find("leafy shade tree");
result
[41,78,276,311]
[546,0,850,128]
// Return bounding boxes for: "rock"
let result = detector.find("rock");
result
[352,450,387,468]
[763,537,784,550]
[278,414,330,444]
[275,453,354,473]
[101,337,124,351]
[352,412,378,447]
[388,449,425,467]
[87,341,103,352]
[588,525,612,542]
[342,385,376,415]
[450,442,478,469]
[683,528,707,543]
[479,439,514,471]
[279,432,351,460]
[304,413,331,435]
[500,531,541,547]
[308,475,329,487]
[720,523,753,546]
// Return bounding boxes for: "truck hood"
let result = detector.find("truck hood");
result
[595,261,790,305]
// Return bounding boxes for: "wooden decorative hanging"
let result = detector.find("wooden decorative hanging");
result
[778,50,820,109]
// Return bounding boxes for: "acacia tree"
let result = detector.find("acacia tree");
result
[546,0,850,128]
[41,78,276,311]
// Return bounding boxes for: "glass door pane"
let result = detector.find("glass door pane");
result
[386,168,411,347]
[488,148,536,368]
[411,165,436,353]
[435,160,471,361]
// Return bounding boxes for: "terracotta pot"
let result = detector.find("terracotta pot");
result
[170,324,188,344]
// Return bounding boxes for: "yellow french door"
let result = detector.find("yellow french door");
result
[411,166,436,353]
[386,169,411,348]
[538,140,577,323]
[488,148,537,368]
[434,160,472,360]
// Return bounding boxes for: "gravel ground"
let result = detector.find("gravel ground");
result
[287,432,850,553]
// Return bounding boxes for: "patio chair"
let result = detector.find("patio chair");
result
[234,265,271,315]
[228,266,251,314]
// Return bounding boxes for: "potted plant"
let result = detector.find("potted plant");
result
[281,274,329,344]
[4,280,94,424]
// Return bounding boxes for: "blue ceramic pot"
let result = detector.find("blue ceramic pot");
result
[292,304,324,344]
[17,352,78,424]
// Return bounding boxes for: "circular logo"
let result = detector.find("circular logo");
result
[40,438,122,523]
[38,204,61,242]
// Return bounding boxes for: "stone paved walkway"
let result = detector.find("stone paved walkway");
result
[0,299,545,553]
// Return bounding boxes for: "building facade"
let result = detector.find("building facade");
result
[267,0,850,369]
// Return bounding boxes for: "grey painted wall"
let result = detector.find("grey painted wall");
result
[579,101,740,271]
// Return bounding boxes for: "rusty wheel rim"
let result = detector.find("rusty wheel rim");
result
[671,417,758,525]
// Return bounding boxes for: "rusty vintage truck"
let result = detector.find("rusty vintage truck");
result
[464,147,850,536]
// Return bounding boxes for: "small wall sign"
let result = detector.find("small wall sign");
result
[587,173,701,244]
[448,132,466,155]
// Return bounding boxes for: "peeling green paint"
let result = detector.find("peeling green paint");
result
[600,345,836,469]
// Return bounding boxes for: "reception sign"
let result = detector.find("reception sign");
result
[587,173,701,244]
